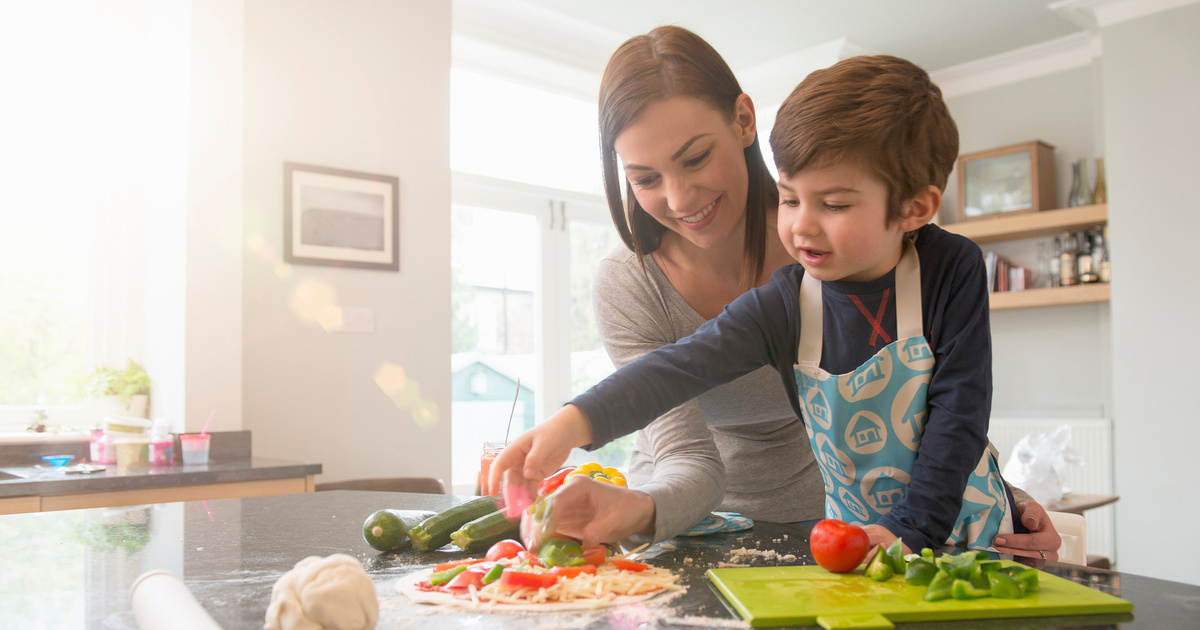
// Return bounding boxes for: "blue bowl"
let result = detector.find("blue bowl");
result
[41,455,73,467]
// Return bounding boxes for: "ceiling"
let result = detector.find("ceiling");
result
[453,0,1090,82]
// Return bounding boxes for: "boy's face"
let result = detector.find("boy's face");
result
[776,162,908,283]
[614,95,757,252]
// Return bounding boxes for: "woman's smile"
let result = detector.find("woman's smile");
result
[678,197,719,230]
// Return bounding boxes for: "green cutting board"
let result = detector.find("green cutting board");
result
[707,561,1132,629]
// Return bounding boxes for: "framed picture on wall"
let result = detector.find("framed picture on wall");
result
[956,140,1056,223]
[283,162,400,271]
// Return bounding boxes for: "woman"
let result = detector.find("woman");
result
[543,25,1060,560]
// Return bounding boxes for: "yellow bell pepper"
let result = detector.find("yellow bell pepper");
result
[565,462,626,486]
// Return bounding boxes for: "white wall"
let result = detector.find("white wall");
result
[1102,3,1200,586]
[241,0,452,485]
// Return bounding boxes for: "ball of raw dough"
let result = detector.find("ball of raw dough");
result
[264,554,378,630]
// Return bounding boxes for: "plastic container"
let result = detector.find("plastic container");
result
[114,437,152,469]
[180,434,211,465]
[90,429,116,464]
[105,416,152,435]
[148,438,175,466]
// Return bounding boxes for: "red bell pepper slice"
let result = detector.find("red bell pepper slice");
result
[500,569,559,589]
[537,467,575,496]
[548,565,597,579]
[445,567,487,590]
[609,559,648,572]
[433,557,485,573]
[581,544,608,566]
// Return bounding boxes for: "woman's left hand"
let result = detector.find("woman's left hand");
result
[992,500,1062,562]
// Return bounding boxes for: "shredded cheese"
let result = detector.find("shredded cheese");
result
[463,562,681,608]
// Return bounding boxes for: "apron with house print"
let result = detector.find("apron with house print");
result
[793,243,1012,549]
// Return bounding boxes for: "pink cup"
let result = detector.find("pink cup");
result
[179,434,211,465]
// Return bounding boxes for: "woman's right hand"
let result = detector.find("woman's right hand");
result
[544,478,656,545]
[486,404,595,497]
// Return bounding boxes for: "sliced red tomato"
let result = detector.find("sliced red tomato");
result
[516,551,544,567]
[548,565,597,579]
[537,467,575,495]
[485,539,525,562]
[809,519,871,574]
[433,557,486,573]
[609,559,648,572]
[500,569,559,589]
[581,544,608,566]
[445,567,486,590]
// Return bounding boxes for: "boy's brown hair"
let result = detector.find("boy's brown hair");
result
[599,25,778,287]
[770,55,959,223]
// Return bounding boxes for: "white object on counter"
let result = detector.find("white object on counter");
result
[264,554,378,630]
[130,570,224,630]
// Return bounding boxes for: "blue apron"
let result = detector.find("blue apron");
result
[793,244,1011,549]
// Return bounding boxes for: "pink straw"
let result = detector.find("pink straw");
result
[203,500,215,522]
[200,410,214,436]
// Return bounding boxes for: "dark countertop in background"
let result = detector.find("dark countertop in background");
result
[1,490,1196,629]
[0,457,322,498]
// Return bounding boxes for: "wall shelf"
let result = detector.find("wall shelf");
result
[989,283,1110,311]
[942,204,1107,244]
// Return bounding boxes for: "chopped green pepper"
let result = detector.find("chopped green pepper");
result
[951,578,992,600]
[923,571,954,602]
[904,557,938,586]
[537,537,586,568]
[885,539,907,574]
[979,561,1003,574]
[864,546,894,582]
[947,552,977,580]
[1012,567,1040,593]
[481,563,504,585]
[430,564,468,585]
[987,571,1024,599]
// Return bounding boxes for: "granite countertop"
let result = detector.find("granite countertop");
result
[0,457,322,498]
[1,490,1196,629]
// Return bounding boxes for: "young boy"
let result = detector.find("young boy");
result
[492,55,1016,553]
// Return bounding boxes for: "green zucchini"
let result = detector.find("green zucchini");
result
[450,509,520,552]
[362,509,437,552]
[408,496,498,551]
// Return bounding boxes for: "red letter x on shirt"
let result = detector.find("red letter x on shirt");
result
[848,289,892,347]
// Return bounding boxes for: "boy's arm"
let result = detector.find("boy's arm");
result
[876,240,995,551]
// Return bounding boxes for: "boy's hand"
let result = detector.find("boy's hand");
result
[486,404,594,497]
[862,524,911,555]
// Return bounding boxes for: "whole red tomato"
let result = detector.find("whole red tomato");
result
[809,519,870,573]
[484,539,525,562]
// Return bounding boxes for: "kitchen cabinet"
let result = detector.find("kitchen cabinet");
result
[942,204,1109,310]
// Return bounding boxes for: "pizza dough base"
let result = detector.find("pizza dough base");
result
[394,567,680,612]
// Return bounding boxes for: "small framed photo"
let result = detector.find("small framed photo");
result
[284,162,399,271]
[956,141,1056,223]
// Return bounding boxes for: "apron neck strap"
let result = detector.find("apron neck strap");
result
[797,241,924,367]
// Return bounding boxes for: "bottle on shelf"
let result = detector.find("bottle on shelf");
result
[1059,231,1079,286]
[1048,236,1062,288]
[1068,158,1093,208]
[1078,230,1099,284]
[1093,158,1107,204]
[1097,226,1111,283]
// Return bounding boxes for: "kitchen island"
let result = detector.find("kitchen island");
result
[1,490,1194,629]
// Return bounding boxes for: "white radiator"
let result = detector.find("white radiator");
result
[988,417,1115,563]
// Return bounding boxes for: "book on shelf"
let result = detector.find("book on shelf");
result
[984,251,1028,293]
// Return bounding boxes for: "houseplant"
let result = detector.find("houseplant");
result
[81,359,151,419]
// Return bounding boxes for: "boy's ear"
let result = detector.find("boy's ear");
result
[899,185,942,231]
[734,93,757,148]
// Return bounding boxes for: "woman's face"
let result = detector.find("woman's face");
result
[613,95,757,251]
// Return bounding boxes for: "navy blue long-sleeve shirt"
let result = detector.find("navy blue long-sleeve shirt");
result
[573,223,994,551]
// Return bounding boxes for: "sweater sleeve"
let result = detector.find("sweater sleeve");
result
[876,234,995,551]
[590,255,726,543]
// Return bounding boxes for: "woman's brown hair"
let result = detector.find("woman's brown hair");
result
[599,25,778,287]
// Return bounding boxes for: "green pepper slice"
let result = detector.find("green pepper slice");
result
[947,552,977,580]
[951,578,992,600]
[864,546,894,582]
[904,557,938,586]
[987,571,1024,598]
[537,537,586,568]
[481,563,504,585]
[430,564,468,585]
[885,539,906,574]
[923,571,954,602]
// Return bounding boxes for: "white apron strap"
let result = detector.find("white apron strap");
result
[797,271,823,368]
